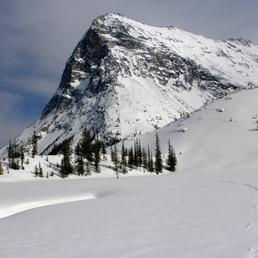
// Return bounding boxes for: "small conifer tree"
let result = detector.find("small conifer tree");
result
[75,143,84,176]
[39,162,43,177]
[101,143,107,159]
[94,145,101,173]
[154,132,162,174]
[147,147,154,172]
[81,129,93,162]
[121,142,127,174]
[86,162,91,176]
[137,140,142,167]
[128,147,134,169]
[31,131,38,158]
[60,143,73,178]
[113,144,119,172]
[34,165,39,177]
[142,148,148,172]
[167,140,177,172]
[20,145,25,168]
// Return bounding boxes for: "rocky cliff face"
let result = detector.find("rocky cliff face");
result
[17,13,258,154]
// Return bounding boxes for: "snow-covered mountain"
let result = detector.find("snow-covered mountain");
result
[17,13,258,154]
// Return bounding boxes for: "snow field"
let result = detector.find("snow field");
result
[1,88,258,257]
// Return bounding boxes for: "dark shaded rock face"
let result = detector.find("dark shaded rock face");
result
[41,27,110,118]
[17,13,258,153]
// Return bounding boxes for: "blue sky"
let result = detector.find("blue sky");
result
[0,0,258,146]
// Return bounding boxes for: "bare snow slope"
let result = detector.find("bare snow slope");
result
[16,13,258,153]
[1,89,258,257]
[132,88,258,177]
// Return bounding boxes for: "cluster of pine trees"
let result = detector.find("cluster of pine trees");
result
[111,133,177,175]
[7,140,25,170]
[60,129,106,177]
[5,128,177,178]
[7,131,37,171]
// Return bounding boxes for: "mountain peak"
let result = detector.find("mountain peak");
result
[15,14,258,154]
[91,12,135,29]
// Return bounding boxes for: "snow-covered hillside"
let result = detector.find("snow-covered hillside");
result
[125,88,258,177]
[1,88,258,257]
[14,13,258,154]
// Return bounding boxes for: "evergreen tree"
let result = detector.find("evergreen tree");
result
[142,147,148,171]
[60,143,73,178]
[86,162,91,176]
[34,165,39,177]
[137,139,142,167]
[8,141,20,170]
[31,131,38,158]
[147,147,154,172]
[8,140,19,169]
[121,142,127,174]
[128,147,134,169]
[113,144,119,172]
[39,162,43,177]
[8,140,12,168]
[81,129,93,162]
[20,145,25,169]
[167,140,177,172]
[8,140,12,165]
[0,161,3,175]
[77,157,84,175]
[75,143,84,175]
[154,132,162,174]
[133,140,138,167]
[93,142,101,173]
[149,153,154,172]
[101,143,106,159]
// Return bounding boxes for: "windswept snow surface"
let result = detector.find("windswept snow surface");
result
[0,194,95,219]
[1,89,258,257]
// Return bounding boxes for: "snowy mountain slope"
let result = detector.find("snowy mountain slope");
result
[2,88,258,257]
[15,13,258,154]
[127,88,258,177]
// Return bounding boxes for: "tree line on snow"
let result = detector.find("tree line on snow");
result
[2,129,177,178]
[60,129,177,177]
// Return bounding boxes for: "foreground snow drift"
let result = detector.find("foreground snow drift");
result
[1,175,258,258]
[0,194,95,219]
